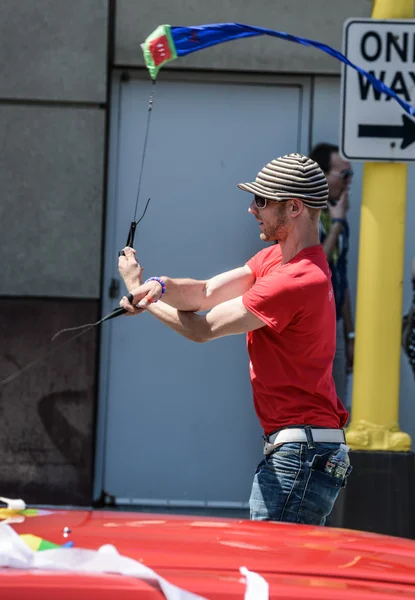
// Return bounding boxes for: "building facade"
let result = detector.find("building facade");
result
[1,0,414,508]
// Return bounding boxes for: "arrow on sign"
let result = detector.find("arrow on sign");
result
[358,115,415,150]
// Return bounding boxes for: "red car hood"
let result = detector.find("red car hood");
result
[6,508,415,586]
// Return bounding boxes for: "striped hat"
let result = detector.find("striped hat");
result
[238,153,328,209]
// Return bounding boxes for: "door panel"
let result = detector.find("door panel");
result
[96,73,311,506]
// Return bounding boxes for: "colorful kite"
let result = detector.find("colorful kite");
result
[19,533,73,551]
[141,22,415,117]
[0,508,52,521]
[0,498,55,524]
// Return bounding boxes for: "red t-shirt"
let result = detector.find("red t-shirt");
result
[242,244,348,434]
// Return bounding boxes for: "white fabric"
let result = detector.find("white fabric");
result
[0,497,26,511]
[240,566,269,599]
[0,523,269,600]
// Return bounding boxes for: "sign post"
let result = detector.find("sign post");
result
[337,3,415,539]
[341,19,415,161]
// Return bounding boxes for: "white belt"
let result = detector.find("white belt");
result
[263,428,345,455]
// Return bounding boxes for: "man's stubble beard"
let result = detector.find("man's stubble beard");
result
[260,205,289,242]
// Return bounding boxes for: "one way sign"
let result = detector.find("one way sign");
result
[340,18,415,162]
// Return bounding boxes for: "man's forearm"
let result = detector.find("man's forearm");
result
[159,266,254,312]
[147,300,208,342]
[121,274,141,291]
[159,277,207,312]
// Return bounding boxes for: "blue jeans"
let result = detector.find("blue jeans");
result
[249,442,352,524]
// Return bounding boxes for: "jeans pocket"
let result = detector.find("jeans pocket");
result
[266,443,302,473]
[250,445,302,521]
[296,451,351,525]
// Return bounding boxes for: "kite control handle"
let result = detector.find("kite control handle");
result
[118,222,137,257]
[102,292,134,322]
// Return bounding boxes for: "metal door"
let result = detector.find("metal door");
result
[95,71,311,507]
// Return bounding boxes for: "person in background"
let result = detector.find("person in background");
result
[310,143,355,408]
[402,257,415,378]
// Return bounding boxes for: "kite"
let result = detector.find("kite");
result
[0,497,56,525]
[0,508,53,522]
[141,22,415,117]
[19,533,73,551]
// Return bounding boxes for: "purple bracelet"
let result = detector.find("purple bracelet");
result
[144,277,166,302]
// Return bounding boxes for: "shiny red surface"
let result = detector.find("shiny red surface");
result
[2,509,415,599]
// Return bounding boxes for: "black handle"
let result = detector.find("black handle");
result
[118,222,137,257]
[102,306,127,322]
[101,293,134,323]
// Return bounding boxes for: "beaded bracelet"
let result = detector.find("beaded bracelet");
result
[144,277,166,302]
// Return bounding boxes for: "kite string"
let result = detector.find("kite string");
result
[0,327,95,389]
[133,80,156,222]
[0,80,157,389]
[49,82,157,343]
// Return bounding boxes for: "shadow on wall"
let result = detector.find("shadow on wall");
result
[0,298,99,505]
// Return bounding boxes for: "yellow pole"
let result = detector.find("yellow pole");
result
[346,0,414,451]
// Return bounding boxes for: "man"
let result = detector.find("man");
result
[309,143,355,407]
[119,153,350,525]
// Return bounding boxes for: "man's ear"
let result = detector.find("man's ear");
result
[290,199,304,217]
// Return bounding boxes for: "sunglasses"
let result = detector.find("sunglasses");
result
[254,195,290,209]
[337,169,354,180]
[254,195,268,209]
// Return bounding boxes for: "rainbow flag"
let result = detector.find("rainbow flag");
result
[0,508,53,522]
[19,534,72,552]
[141,22,415,117]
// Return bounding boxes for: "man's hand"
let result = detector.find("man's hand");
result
[329,190,349,221]
[118,247,143,290]
[322,190,349,260]
[119,279,163,315]
[346,337,354,373]
[119,295,143,316]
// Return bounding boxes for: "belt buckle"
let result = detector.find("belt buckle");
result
[263,441,273,455]
[263,431,282,456]
[263,433,273,456]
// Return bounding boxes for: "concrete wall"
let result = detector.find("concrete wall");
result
[115,0,372,74]
[0,105,105,297]
[0,0,107,102]
[0,0,108,298]
[0,299,98,506]
[0,0,109,506]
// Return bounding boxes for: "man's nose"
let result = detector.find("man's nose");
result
[248,200,258,215]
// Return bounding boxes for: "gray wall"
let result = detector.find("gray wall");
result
[115,0,372,74]
[0,299,99,506]
[0,0,108,298]
[0,105,105,297]
[0,0,109,506]
[0,0,107,102]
